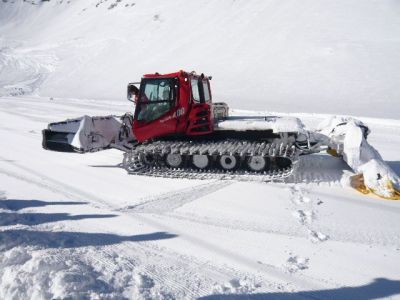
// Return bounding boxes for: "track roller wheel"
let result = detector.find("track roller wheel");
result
[166,153,183,168]
[142,153,155,165]
[219,155,237,170]
[247,156,268,172]
[192,155,209,169]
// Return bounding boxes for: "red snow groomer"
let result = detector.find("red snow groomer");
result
[42,70,400,199]
[43,70,302,178]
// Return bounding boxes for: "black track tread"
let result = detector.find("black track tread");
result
[122,139,300,181]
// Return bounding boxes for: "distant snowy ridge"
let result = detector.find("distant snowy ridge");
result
[0,40,58,96]
[1,0,400,118]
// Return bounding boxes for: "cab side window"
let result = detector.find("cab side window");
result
[191,78,211,103]
[191,79,200,102]
[202,80,211,102]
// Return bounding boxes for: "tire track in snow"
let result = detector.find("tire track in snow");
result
[0,165,82,201]
[0,173,232,297]
[155,211,303,239]
[0,159,269,297]
[117,181,341,290]
[121,180,232,214]
[0,159,367,293]
[72,243,211,298]
[126,243,243,297]
[0,158,328,292]
[42,220,266,298]
[0,156,114,208]
[2,152,397,246]
[126,209,327,291]
[117,181,333,294]
[1,156,397,246]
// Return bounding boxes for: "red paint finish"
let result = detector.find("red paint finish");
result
[133,71,214,142]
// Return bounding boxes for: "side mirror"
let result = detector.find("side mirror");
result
[127,83,140,104]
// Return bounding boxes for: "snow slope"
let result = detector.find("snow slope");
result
[1,0,400,298]
[1,0,400,118]
[0,96,399,299]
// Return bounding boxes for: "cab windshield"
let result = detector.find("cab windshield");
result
[136,78,176,122]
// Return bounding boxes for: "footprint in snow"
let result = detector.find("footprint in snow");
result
[288,187,329,243]
[292,209,313,225]
[286,256,309,273]
[213,277,261,294]
[308,230,329,243]
[289,185,311,204]
[297,195,311,204]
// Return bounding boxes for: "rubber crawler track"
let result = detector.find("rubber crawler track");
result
[122,139,300,181]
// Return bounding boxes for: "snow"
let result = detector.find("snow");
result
[216,116,307,134]
[1,0,400,299]
[0,96,399,299]
[1,0,400,118]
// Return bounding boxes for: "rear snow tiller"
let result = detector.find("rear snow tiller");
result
[42,70,400,200]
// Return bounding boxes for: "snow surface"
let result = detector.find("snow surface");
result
[216,116,307,134]
[0,96,400,299]
[1,0,400,299]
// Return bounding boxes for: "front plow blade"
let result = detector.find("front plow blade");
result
[42,115,135,153]
[42,129,78,152]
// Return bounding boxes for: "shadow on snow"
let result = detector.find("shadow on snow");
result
[0,199,178,250]
[0,229,178,250]
[198,278,400,300]
[388,161,400,177]
[0,212,116,226]
[0,199,88,211]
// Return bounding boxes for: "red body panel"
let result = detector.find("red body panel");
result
[133,71,213,142]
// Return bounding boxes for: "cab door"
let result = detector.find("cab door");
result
[133,77,179,142]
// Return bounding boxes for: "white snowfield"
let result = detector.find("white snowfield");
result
[0,96,400,299]
[1,0,400,298]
